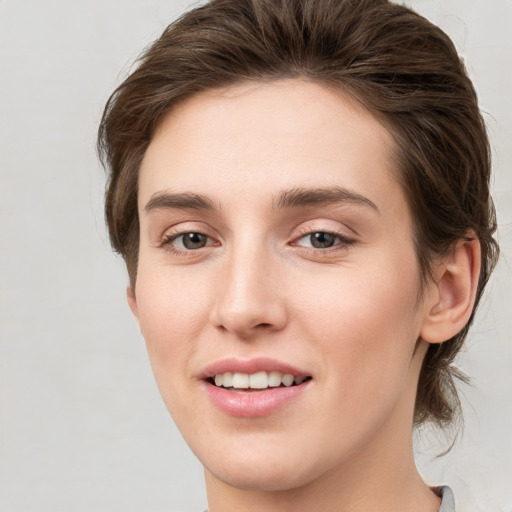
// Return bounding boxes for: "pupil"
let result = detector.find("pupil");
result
[183,233,207,249]
[310,232,336,248]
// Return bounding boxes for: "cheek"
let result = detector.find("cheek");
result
[137,266,209,343]
[134,269,211,401]
[296,253,420,334]
[285,261,422,457]
[292,250,422,387]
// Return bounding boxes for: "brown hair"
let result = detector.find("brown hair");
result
[98,0,498,426]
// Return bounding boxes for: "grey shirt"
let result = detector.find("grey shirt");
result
[437,486,456,512]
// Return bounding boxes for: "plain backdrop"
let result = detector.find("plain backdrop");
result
[0,1,511,511]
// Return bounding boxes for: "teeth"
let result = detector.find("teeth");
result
[222,372,233,387]
[268,371,282,387]
[232,373,249,388]
[282,374,294,387]
[211,371,308,389]
[249,371,268,389]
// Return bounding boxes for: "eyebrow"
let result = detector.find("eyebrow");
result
[143,186,379,215]
[144,191,218,212]
[273,186,379,213]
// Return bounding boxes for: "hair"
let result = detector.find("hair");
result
[98,0,499,426]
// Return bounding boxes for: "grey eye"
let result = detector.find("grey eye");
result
[309,232,338,249]
[180,232,209,249]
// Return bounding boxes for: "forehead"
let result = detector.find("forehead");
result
[139,79,405,219]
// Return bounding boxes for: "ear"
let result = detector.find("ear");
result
[420,236,481,344]
[126,286,141,329]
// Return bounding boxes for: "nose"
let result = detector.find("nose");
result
[209,244,288,339]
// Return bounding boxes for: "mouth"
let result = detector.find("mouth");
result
[208,371,312,392]
[200,358,313,417]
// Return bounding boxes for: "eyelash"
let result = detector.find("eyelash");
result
[159,228,356,256]
[292,228,356,253]
[160,231,217,256]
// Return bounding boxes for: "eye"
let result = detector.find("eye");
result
[295,231,353,249]
[165,232,212,250]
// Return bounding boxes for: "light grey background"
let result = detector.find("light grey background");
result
[0,1,510,511]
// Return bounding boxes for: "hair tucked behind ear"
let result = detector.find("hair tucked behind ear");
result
[98,0,499,426]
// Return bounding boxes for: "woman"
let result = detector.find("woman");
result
[98,1,499,510]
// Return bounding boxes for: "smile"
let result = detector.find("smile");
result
[211,371,310,391]
[200,359,313,417]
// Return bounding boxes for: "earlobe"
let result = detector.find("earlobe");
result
[126,286,141,329]
[420,236,481,344]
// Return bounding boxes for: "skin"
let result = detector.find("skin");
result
[128,80,480,512]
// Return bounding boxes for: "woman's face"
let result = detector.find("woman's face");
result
[131,80,433,492]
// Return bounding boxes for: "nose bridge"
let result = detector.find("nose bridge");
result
[210,233,286,337]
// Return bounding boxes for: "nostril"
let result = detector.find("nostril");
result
[209,291,288,337]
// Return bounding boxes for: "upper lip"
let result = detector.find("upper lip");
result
[198,357,310,380]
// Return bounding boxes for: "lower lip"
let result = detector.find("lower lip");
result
[202,381,310,417]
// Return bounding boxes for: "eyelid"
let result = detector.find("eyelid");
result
[290,224,357,251]
[293,222,356,240]
[162,232,215,247]
[295,231,354,245]
[159,221,215,240]
[158,222,220,253]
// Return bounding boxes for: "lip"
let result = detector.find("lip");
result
[198,357,312,418]
[198,357,309,380]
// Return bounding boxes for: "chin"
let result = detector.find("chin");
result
[196,432,334,493]
[208,459,320,493]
